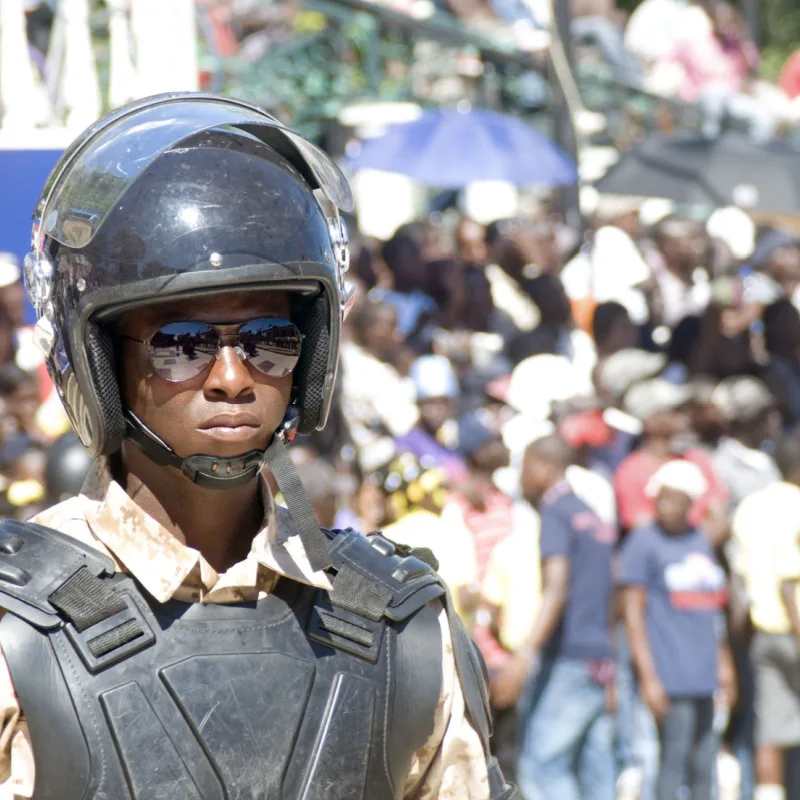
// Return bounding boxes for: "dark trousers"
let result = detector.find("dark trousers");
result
[656,696,716,800]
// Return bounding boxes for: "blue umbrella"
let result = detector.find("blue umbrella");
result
[345,107,578,188]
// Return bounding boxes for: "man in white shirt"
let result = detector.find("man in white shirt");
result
[562,196,654,327]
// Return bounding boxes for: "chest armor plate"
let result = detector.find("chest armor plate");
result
[0,526,447,800]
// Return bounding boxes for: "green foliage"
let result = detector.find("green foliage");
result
[616,0,800,82]
[759,0,800,79]
[761,45,791,80]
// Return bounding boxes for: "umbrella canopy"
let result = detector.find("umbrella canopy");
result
[345,107,578,188]
[595,133,800,214]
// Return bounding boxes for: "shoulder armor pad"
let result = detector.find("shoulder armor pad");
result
[0,519,116,629]
[326,529,446,623]
[325,528,499,763]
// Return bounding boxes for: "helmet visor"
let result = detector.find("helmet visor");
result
[40,97,353,250]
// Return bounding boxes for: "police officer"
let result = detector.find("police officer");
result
[0,94,517,799]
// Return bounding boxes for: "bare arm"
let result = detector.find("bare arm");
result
[622,586,657,682]
[527,555,570,652]
[487,555,569,710]
[622,585,669,719]
[718,640,737,710]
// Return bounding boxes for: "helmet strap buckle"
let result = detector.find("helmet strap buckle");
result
[277,404,301,444]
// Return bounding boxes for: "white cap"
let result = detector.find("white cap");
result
[706,206,756,261]
[640,198,675,228]
[409,355,459,401]
[711,376,774,422]
[646,459,708,500]
[597,349,667,398]
[623,378,693,421]
[506,354,592,418]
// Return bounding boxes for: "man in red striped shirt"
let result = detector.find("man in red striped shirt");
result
[442,409,518,778]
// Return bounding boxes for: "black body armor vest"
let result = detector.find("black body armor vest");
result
[0,519,517,800]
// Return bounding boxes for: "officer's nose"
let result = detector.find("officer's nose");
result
[203,345,255,399]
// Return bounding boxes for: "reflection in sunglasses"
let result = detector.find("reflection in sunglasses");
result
[124,317,302,383]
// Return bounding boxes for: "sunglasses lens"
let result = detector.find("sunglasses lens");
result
[238,318,302,378]
[149,322,218,382]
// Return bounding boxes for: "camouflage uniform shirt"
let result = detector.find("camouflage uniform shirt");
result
[0,459,490,800]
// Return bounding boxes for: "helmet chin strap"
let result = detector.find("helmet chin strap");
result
[123,408,285,490]
[124,405,332,572]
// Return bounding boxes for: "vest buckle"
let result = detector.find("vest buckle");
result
[307,592,384,663]
[63,590,156,674]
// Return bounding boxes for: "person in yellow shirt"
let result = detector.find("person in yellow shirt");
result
[732,435,800,800]
[479,503,542,658]
[376,452,454,573]
[477,501,542,784]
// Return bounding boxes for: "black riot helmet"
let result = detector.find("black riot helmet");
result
[26,93,355,503]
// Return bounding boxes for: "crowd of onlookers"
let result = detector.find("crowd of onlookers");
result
[5,173,800,799]
[0,253,91,522]
[274,197,800,800]
[198,0,800,143]
[5,192,800,800]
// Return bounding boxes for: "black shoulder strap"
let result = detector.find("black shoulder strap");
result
[0,519,154,671]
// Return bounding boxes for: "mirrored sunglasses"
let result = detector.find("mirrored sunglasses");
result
[122,317,303,383]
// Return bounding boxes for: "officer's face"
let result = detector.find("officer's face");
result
[116,291,293,460]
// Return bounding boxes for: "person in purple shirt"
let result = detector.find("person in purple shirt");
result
[394,355,469,483]
[620,460,735,800]
[501,434,617,800]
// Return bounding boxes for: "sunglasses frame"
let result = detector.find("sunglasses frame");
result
[121,317,304,382]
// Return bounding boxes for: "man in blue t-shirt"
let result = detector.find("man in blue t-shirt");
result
[619,460,734,800]
[506,434,617,800]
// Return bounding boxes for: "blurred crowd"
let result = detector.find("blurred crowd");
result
[201,0,800,142]
[277,197,800,800]
[0,253,91,522]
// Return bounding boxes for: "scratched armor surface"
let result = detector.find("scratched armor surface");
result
[0,563,443,800]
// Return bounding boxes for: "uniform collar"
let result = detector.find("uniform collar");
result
[79,458,332,604]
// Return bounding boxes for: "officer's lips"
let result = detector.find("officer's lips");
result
[197,413,262,443]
